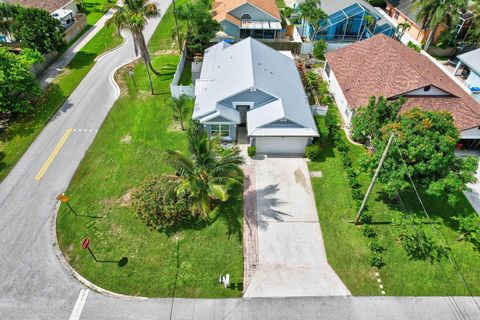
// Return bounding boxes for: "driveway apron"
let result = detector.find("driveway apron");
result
[244,156,350,297]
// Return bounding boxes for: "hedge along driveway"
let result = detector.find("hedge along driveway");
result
[0,26,122,182]
[309,127,480,296]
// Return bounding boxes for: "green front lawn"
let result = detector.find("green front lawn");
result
[0,26,122,181]
[56,5,244,298]
[81,0,116,26]
[309,130,480,296]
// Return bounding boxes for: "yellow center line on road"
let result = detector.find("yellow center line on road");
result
[35,128,74,181]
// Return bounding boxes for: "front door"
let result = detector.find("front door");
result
[236,105,250,126]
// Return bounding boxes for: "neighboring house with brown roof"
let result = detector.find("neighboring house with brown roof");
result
[324,34,480,143]
[213,0,283,40]
[2,0,78,14]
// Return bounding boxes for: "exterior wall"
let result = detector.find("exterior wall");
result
[466,72,480,89]
[221,20,240,38]
[403,86,451,96]
[230,3,279,21]
[204,124,237,141]
[62,13,86,43]
[386,3,445,44]
[219,89,275,109]
[324,63,352,125]
[62,0,79,14]
[461,127,480,140]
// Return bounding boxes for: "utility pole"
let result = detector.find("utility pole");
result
[355,133,395,225]
[172,0,182,52]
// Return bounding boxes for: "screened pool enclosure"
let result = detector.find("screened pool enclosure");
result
[303,2,395,43]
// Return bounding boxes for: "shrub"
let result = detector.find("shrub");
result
[351,188,364,201]
[359,211,372,224]
[370,252,385,268]
[314,116,329,139]
[247,146,256,157]
[392,213,449,262]
[312,39,327,60]
[407,41,421,52]
[368,239,384,253]
[452,215,480,250]
[362,224,377,238]
[132,175,192,232]
[305,143,321,160]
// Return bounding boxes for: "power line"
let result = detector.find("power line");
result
[395,139,480,315]
[397,192,472,320]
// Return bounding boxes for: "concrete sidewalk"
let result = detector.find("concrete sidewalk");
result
[244,156,350,297]
[39,3,120,88]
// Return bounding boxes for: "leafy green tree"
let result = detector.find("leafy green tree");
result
[168,94,192,131]
[163,122,243,220]
[176,0,220,54]
[466,0,480,46]
[298,0,327,42]
[351,96,404,144]
[364,108,478,205]
[392,213,449,262]
[5,4,66,54]
[453,215,480,249]
[312,39,327,60]
[105,0,162,95]
[414,0,467,50]
[0,46,42,113]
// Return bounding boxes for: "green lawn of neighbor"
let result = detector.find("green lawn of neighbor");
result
[56,4,244,298]
[81,0,117,26]
[0,26,122,181]
[309,122,480,296]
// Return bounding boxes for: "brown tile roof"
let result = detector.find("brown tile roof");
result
[325,34,480,131]
[213,0,281,27]
[4,0,73,13]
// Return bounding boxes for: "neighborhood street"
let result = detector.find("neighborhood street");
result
[0,1,479,319]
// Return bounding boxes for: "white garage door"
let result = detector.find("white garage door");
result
[255,137,308,154]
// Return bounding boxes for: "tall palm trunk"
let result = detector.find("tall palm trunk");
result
[136,31,161,76]
[424,23,439,51]
[133,32,154,95]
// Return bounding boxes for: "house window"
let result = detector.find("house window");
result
[325,63,331,78]
[211,124,230,137]
[241,14,252,20]
[394,10,400,20]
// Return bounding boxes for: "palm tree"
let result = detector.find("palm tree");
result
[414,0,467,50]
[299,0,327,42]
[163,123,243,220]
[105,0,161,95]
[168,94,191,131]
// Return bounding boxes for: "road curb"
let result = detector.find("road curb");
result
[51,201,149,301]
[94,31,128,63]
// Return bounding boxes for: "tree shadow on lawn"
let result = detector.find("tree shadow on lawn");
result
[314,140,336,163]
[376,189,475,231]
[212,183,244,242]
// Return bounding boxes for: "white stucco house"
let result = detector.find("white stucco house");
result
[192,37,318,154]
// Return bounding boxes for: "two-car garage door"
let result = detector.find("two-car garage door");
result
[255,137,308,154]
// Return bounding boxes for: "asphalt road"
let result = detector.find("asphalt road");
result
[0,1,479,318]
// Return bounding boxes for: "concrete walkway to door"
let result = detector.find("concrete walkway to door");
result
[243,155,350,297]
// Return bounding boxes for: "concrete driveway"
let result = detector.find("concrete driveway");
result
[243,156,350,297]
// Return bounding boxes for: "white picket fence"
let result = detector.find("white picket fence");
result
[170,44,195,98]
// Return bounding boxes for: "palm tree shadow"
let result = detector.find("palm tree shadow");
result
[250,183,291,231]
[215,183,244,242]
